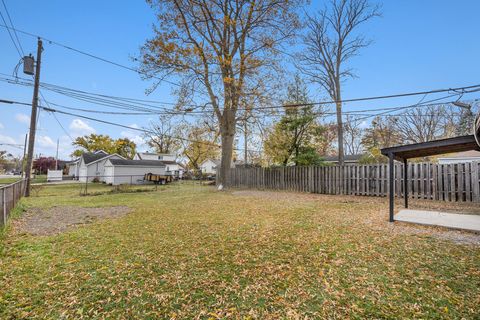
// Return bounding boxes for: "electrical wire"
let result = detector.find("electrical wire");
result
[2,72,480,117]
[0,98,257,151]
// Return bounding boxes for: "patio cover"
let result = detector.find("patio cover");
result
[381,135,480,222]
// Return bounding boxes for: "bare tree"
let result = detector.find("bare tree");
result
[343,115,364,155]
[140,0,303,187]
[143,114,181,154]
[392,105,450,144]
[299,0,380,165]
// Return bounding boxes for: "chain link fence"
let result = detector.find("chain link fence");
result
[1,179,26,227]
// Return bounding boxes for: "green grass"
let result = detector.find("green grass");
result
[0,183,479,319]
[0,175,47,185]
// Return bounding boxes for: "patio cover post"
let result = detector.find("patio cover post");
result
[389,153,394,222]
[403,158,408,208]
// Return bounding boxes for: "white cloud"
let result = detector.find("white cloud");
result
[15,113,30,125]
[121,124,145,146]
[37,135,57,149]
[0,122,4,129]
[359,121,369,129]
[69,119,95,135]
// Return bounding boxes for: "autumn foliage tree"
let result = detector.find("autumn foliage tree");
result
[72,134,137,159]
[178,122,220,173]
[140,0,303,187]
[32,157,57,174]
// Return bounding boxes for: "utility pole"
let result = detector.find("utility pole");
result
[24,38,43,196]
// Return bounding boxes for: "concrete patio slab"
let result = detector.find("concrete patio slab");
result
[395,209,480,233]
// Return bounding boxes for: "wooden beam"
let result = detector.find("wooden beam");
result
[389,153,395,222]
[404,158,408,208]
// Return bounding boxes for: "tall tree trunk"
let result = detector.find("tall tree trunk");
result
[336,100,344,166]
[218,111,236,188]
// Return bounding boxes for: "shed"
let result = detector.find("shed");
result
[67,159,80,178]
[78,151,124,182]
[381,134,480,222]
[104,159,166,185]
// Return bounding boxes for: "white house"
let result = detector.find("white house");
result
[437,150,480,164]
[104,159,166,185]
[200,159,221,175]
[77,151,125,182]
[199,159,243,175]
[134,152,184,177]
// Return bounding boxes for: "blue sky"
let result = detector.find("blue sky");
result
[1,0,479,159]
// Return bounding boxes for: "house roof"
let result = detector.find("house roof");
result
[108,159,166,167]
[160,160,179,165]
[81,151,109,164]
[324,154,363,162]
[136,152,176,159]
[381,135,480,161]
[437,150,480,159]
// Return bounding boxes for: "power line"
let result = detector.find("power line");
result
[352,93,462,122]
[0,99,251,151]
[0,75,206,115]
[2,72,480,116]
[0,93,469,121]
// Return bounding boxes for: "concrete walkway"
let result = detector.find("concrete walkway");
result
[395,209,480,233]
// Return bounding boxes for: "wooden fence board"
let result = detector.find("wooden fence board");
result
[225,162,480,203]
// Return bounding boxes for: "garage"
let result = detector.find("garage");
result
[104,159,167,185]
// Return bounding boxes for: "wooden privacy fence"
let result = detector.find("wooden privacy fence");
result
[0,179,26,227]
[225,162,480,202]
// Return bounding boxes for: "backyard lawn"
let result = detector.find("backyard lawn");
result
[0,175,47,185]
[0,183,479,319]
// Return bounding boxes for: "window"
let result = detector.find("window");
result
[158,156,163,160]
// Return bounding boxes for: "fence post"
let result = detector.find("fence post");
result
[2,188,6,227]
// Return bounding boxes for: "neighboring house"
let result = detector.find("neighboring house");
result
[78,150,125,182]
[324,154,364,164]
[134,152,184,177]
[104,159,166,185]
[134,152,177,161]
[437,150,480,164]
[200,159,220,175]
[199,159,242,175]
